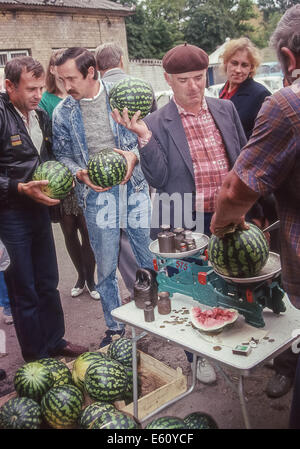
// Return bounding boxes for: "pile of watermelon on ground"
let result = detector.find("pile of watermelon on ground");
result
[0,337,218,429]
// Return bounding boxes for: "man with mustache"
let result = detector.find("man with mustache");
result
[52,48,153,348]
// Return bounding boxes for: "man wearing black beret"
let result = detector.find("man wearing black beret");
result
[112,43,248,385]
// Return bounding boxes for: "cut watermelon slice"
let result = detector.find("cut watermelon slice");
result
[190,306,239,333]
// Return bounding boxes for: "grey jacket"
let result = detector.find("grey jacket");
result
[140,97,247,238]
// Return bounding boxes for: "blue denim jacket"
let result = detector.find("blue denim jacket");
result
[52,80,148,207]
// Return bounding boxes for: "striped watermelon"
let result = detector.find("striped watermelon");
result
[72,351,106,391]
[91,410,140,429]
[38,358,73,387]
[87,149,127,188]
[109,77,153,119]
[79,402,117,429]
[84,358,128,402]
[146,416,188,429]
[208,223,269,278]
[0,397,42,429]
[32,160,73,199]
[107,337,133,367]
[184,411,218,429]
[14,362,53,403]
[41,384,83,429]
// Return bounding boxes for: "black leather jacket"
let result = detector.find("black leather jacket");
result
[0,92,52,210]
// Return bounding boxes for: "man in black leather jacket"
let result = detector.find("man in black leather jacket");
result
[0,56,87,361]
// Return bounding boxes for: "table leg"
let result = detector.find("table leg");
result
[215,364,251,429]
[238,375,251,429]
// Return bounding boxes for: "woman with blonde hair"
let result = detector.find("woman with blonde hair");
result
[39,50,99,301]
[219,37,271,139]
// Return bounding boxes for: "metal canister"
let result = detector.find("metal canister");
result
[179,241,188,252]
[185,238,197,250]
[144,301,155,322]
[133,268,158,309]
[160,224,171,233]
[184,230,193,239]
[158,231,176,253]
[157,291,171,315]
[173,227,185,251]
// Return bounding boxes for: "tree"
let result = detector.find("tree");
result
[258,0,300,20]
[183,0,257,54]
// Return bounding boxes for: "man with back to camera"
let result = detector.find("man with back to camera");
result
[52,47,154,348]
[112,43,250,384]
[0,56,87,361]
[208,5,300,428]
[95,42,157,301]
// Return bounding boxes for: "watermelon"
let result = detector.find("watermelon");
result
[72,351,106,391]
[146,416,188,429]
[0,397,42,429]
[32,160,73,199]
[91,410,140,429]
[79,402,117,429]
[109,77,153,119]
[84,358,128,402]
[38,358,73,387]
[190,307,238,333]
[184,411,218,429]
[107,337,133,367]
[208,223,269,278]
[87,149,127,188]
[41,384,83,429]
[14,361,53,403]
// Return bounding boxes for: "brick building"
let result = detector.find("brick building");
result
[0,0,133,74]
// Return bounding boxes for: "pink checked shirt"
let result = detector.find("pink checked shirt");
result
[175,98,230,212]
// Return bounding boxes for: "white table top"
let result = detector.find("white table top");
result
[112,293,300,374]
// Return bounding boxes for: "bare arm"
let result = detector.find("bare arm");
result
[210,170,260,237]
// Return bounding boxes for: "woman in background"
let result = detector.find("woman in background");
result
[40,50,99,300]
[219,37,271,140]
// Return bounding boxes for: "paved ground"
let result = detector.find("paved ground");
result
[0,223,294,429]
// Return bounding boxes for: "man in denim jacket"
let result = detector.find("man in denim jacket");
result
[52,48,153,347]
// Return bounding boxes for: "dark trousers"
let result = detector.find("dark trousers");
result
[0,206,66,362]
[274,348,298,379]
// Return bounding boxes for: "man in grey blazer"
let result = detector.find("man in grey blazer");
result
[112,43,247,385]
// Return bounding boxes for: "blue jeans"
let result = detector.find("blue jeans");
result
[0,206,66,361]
[0,271,11,316]
[84,181,153,331]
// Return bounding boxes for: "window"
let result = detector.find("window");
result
[0,50,29,67]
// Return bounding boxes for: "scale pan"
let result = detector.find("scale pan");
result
[149,233,209,259]
[214,252,281,284]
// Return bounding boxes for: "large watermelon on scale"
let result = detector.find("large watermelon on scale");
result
[41,384,83,429]
[32,160,73,199]
[0,397,42,429]
[14,361,53,403]
[208,223,269,278]
[109,77,153,119]
[84,358,128,402]
[87,149,127,188]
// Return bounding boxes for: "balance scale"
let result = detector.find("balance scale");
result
[149,233,285,328]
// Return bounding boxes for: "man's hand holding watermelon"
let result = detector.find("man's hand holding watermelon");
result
[18,180,60,206]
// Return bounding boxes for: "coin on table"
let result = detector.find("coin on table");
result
[213,346,222,351]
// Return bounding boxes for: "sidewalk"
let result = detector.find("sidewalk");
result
[0,224,293,429]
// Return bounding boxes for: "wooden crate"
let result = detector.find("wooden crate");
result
[0,349,187,422]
